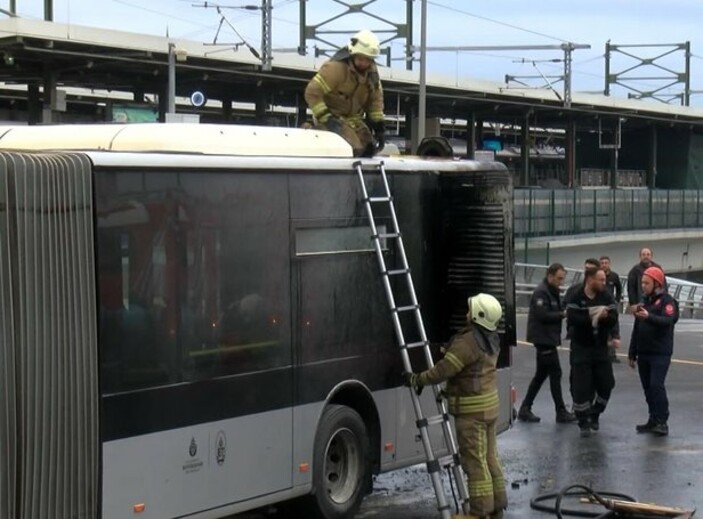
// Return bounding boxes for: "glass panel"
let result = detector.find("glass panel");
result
[296,225,386,256]
[96,170,291,393]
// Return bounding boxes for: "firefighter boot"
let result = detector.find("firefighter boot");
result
[556,408,576,423]
[489,510,505,519]
[636,417,655,433]
[590,413,600,432]
[651,421,669,436]
[518,406,540,423]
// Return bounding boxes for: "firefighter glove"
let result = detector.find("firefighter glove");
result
[324,116,344,136]
[370,120,386,149]
[402,371,424,396]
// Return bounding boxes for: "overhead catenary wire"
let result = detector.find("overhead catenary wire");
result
[427,0,570,43]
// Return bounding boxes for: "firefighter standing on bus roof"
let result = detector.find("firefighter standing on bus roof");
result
[403,293,507,519]
[304,29,386,157]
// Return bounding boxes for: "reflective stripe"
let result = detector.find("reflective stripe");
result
[444,352,464,371]
[447,390,499,414]
[468,481,494,496]
[572,401,591,412]
[341,114,364,123]
[311,102,328,119]
[595,395,608,406]
[368,111,384,121]
[312,74,332,93]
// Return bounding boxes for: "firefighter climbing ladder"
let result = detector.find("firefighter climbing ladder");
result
[354,160,470,518]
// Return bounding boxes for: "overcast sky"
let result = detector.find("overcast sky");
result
[11,0,703,106]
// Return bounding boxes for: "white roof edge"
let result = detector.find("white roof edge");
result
[0,123,354,158]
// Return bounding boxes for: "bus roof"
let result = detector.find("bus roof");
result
[0,123,353,158]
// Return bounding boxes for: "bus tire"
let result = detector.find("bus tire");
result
[309,404,370,518]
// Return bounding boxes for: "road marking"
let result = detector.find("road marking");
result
[515,340,703,366]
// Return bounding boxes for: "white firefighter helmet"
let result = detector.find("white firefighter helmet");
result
[348,30,380,59]
[468,293,502,331]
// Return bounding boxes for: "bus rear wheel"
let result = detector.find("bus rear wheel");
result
[309,404,370,518]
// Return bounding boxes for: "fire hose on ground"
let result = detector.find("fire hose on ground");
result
[530,484,695,518]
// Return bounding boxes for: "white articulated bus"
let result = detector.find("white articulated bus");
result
[0,124,515,519]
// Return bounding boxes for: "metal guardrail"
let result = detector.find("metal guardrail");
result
[514,189,703,238]
[515,262,703,318]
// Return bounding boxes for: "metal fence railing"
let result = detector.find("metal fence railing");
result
[514,189,703,238]
[515,262,703,318]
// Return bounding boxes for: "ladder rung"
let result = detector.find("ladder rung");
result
[417,414,451,428]
[367,196,392,203]
[426,454,460,475]
[375,232,400,239]
[401,340,427,350]
[438,454,461,469]
[392,304,419,313]
[383,268,410,276]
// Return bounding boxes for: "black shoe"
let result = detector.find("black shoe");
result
[518,407,541,423]
[651,422,669,436]
[556,409,576,423]
[579,424,592,438]
[636,419,655,433]
[591,414,600,432]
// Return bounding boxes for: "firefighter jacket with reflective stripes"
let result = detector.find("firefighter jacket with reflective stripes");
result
[629,290,678,359]
[304,51,384,125]
[417,322,500,419]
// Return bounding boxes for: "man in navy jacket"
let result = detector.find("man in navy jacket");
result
[518,263,575,424]
[629,266,678,436]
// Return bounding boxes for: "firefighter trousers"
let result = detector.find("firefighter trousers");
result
[319,118,373,156]
[637,354,671,423]
[455,414,507,516]
[571,358,615,421]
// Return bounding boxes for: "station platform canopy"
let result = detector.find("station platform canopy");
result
[0,17,703,129]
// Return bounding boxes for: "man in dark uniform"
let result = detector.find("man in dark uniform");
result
[629,266,678,436]
[563,258,601,309]
[404,293,506,519]
[600,255,622,363]
[566,268,619,437]
[518,263,575,424]
[626,247,661,312]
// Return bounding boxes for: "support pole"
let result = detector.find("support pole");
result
[466,113,476,159]
[261,0,273,71]
[521,113,530,186]
[566,119,576,187]
[44,0,53,21]
[417,0,427,149]
[563,44,573,107]
[648,125,658,188]
[406,0,413,71]
[167,43,176,114]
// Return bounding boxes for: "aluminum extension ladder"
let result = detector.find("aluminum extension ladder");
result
[354,160,470,518]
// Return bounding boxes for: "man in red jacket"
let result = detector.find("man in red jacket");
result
[628,266,678,436]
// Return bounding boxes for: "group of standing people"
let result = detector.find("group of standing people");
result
[518,248,678,438]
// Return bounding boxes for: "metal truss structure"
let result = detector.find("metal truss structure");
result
[605,42,691,105]
[297,0,414,69]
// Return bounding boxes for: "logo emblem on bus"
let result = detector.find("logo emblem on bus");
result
[189,437,198,457]
[216,431,227,466]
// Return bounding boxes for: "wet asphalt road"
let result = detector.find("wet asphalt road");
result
[239,314,703,518]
